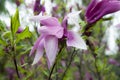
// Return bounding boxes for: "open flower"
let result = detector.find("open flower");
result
[30,11,87,68]
[30,16,63,68]
[85,0,120,24]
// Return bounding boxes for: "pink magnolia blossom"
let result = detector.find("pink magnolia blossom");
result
[85,0,120,24]
[30,16,63,68]
[30,12,87,68]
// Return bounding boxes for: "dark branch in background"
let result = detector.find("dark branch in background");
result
[78,51,84,80]
[13,57,20,78]
[12,46,20,79]
[48,62,56,80]
[34,26,39,37]
[83,23,102,80]
[61,49,78,80]
[82,23,94,37]
[94,57,101,80]
[87,38,101,80]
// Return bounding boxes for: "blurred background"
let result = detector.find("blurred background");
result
[0,0,120,80]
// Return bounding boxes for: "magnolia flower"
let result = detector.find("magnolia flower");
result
[30,16,63,68]
[85,0,120,24]
[30,12,87,68]
[33,0,45,15]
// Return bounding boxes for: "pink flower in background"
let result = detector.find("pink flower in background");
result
[33,0,45,15]
[85,72,93,80]
[85,0,120,24]
[16,27,23,33]
[15,0,21,6]
[108,58,120,66]
[6,68,15,80]
[30,16,63,68]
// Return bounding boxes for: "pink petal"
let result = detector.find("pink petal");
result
[40,17,61,27]
[62,16,68,36]
[29,15,51,23]
[39,26,63,38]
[30,15,61,27]
[30,35,44,56]
[32,39,44,65]
[85,0,99,17]
[86,0,120,23]
[44,35,58,68]
[67,30,87,50]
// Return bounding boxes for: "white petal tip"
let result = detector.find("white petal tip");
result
[81,47,87,50]
[31,61,37,66]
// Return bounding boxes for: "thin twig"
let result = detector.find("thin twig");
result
[34,25,39,37]
[61,49,77,80]
[48,62,56,80]
[79,52,84,80]
[48,47,64,80]
[83,23,102,80]
[12,45,20,79]
[87,40,102,80]
[55,63,58,80]
[13,56,20,79]
[94,58,101,80]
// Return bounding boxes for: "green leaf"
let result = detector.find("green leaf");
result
[18,47,31,57]
[95,45,105,55]
[96,59,103,72]
[0,37,6,46]
[0,46,4,57]
[56,47,67,63]
[2,31,11,39]
[0,20,6,31]
[11,8,20,36]
[15,27,32,43]
[102,16,113,21]
[79,20,86,27]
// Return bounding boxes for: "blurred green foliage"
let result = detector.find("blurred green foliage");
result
[0,0,120,80]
